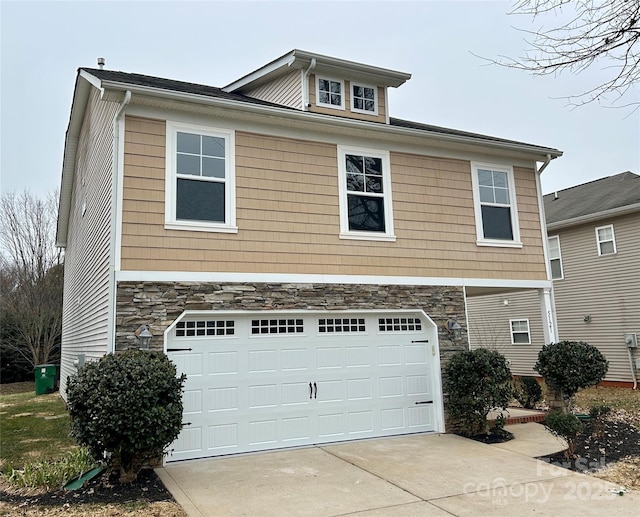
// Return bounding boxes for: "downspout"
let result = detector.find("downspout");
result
[106,90,132,354]
[536,153,559,343]
[302,58,317,111]
[628,347,637,389]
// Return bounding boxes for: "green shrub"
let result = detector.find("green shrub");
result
[67,350,186,483]
[544,411,583,458]
[444,348,512,436]
[534,341,608,411]
[513,376,543,409]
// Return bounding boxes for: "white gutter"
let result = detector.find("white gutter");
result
[302,58,316,111]
[95,78,562,160]
[547,202,640,231]
[106,90,131,354]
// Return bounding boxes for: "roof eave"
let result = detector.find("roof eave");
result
[100,78,561,160]
[56,73,94,248]
[223,49,412,93]
[547,202,640,231]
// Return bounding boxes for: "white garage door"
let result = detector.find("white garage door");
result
[165,311,442,462]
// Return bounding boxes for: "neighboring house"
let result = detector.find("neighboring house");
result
[468,172,640,387]
[56,49,562,462]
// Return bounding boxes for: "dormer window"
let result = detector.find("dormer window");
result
[351,83,377,115]
[317,77,344,109]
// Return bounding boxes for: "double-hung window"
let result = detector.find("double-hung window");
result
[317,77,344,109]
[165,121,236,233]
[596,224,616,255]
[351,83,377,114]
[510,319,531,344]
[471,162,521,247]
[548,236,563,279]
[337,146,395,241]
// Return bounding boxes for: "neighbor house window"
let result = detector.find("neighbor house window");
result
[165,121,236,233]
[471,162,521,247]
[548,235,564,279]
[510,319,531,344]
[317,77,344,109]
[337,146,395,241]
[596,224,616,255]
[351,83,377,114]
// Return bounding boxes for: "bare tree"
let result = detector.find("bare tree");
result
[494,0,640,107]
[0,191,63,368]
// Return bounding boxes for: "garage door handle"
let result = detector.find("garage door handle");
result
[415,400,433,405]
[167,348,193,352]
[309,382,313,399]
[313,382,317,399]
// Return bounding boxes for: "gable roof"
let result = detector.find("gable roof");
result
[223,49,412,93]
[544,171,640,229]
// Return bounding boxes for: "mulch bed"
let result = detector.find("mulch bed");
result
[537,417,640,473]
[0,468,174,508]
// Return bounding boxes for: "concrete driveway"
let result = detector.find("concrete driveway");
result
[156,430,639,516]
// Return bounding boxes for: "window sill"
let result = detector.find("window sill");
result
[476,239,523,249]
[165,222,238,234]
[317,103,345,111]
[351,108,379,116]
[340,232,396,242]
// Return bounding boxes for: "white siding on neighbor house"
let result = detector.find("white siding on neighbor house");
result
[551,212,640,383]
[467,290,545,377]
[244,70,303,110]
[59,88,119,398]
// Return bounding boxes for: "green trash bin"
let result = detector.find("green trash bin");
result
[34,364,57,395]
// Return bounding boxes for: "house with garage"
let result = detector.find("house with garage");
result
[467,171,640,387]
[56,49,562,462]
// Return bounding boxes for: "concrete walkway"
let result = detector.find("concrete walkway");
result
[156,428,638,516]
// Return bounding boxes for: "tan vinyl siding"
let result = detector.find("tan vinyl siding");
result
[308,74,387,123]
[467,290,544,377]
[60,89,119,398]
[120,116,547,281]
[244,70,303,110]
[552,212,640,382]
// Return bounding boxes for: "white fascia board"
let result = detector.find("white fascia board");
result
[547,202,640,231]
[223,49,411,93]
[101,79,561,161]
[222,52,297,92]
[115,270,552,291]
[56,75,95,247]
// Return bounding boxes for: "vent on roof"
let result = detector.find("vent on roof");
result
[97,57,105,70]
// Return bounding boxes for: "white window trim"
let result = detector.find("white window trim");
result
[470,161,522,248]
[548,235,564,280]
[316,76,345,110]
[165,121,237,233]
[595,224,617,256]
[351,82,378,115]
[510,319,531,345]
[337,145,396,242]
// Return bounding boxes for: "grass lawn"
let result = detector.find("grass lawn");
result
[0,389,76,472]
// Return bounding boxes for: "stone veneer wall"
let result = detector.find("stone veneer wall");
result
[115,281,467,358]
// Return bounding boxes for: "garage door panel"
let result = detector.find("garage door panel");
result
[317,347,343,369]
[167,311,440,462]
[379,376,403,397]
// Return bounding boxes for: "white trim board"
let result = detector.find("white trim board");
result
[115,270,552,290]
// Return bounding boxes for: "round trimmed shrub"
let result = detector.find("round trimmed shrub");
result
[444,348,512,436]
[544,411,583,458]
[67,350,186,483]
[513,376,543,409]
[534,341,608,409]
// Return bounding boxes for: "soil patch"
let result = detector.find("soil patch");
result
[537,416,640,474]
[461,429,514,444]
[0,468,173,508]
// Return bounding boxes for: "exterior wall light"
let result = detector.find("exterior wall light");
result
[447,318,463,340]
[135,324,153,350]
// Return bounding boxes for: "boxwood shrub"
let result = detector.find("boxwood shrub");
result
[67,350,186,483]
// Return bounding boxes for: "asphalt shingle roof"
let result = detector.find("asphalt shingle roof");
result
[81,68,560,152]
[543,171,640,224]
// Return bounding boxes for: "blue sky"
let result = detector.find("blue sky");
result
[1,0,638,198]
